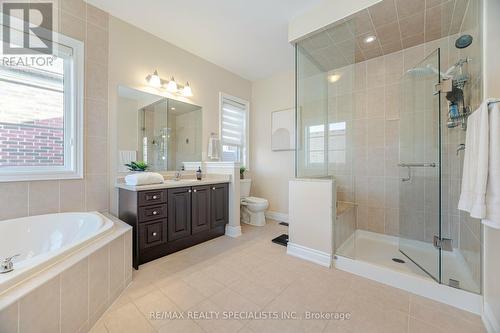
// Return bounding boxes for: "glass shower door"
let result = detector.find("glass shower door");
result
[399,49,442,282]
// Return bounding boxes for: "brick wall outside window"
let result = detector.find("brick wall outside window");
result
[0,74,64,167]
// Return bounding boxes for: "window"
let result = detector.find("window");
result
[306,122,346,165]
[0,28,84,181]
[219,93,249,166]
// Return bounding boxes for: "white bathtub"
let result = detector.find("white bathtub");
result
[0,212,114,295]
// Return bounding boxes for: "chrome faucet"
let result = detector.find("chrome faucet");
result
[456,144,466,155]
[174,170,182,181]
[1,254,20,274]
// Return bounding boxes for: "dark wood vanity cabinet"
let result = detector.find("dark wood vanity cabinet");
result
[191,185,211,234]
[167,187,192,241]
[119,183,229,269]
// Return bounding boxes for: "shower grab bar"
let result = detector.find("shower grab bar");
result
[398,162,437,168]
[398,163,437,182]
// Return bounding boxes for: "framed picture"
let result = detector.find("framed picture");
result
[271,108,295,151]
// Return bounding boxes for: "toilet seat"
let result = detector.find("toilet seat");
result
[242,197,267,204]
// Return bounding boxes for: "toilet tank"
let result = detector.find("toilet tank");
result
[240,179,251,198]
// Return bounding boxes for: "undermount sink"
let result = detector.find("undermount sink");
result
[163,179,199,183]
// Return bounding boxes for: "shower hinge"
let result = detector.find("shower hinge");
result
[449,279,460,289]
[433,235,453,252]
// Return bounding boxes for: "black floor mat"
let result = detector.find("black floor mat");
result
[279,222,289,226]
[272,234,289,247]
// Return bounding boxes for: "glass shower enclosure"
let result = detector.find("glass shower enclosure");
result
[295,0,482,293]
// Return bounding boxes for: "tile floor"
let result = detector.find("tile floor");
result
[90,220,486,333]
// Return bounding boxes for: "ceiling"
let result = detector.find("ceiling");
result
[85,0,322,81]
[301,0,469,71]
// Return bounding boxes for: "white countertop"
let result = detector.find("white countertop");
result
[115,176,231,192]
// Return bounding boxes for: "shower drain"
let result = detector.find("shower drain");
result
[392,258,406,264]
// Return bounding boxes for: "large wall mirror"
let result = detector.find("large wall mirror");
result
[117,86,202,172]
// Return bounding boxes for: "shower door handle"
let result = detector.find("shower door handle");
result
[398,163,437,182]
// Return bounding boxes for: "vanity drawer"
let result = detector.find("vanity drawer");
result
[138,190,166,206]
[139,204,167,222]
[139,220,166,249]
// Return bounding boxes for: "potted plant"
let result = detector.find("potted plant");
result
[125,161,149,172]
[240,166,246,179]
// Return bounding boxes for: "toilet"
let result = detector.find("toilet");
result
[240,179,268,226]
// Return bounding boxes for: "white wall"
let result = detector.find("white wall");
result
[288,0,381,42]
[108,16,252,214]
[482,0,500,330]
[250,71,295,215]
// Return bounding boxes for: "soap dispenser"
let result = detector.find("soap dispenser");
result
[196,167,202,180]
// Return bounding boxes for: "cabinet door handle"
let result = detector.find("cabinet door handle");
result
[212,187,216,190]
[193,189,197,193]
[152,211,158,215]
[188,189,192,193]
[152,232,157,236]
[152,195,158,200]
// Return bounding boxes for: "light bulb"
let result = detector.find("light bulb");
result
[182,82,193,97]
[167,77,178,92]
[147,70,161,88]
[328,74,341,83]
[364,35,376,43]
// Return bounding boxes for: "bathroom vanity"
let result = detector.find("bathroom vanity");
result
[118,180,229,269]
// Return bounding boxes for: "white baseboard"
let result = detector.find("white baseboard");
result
[287,242,332,267]
[265,211,288,223]
[225,225,242,238]
[483,302,500,333]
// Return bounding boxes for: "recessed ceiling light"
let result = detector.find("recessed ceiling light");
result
[328,74,341,83]
[171,107,176,110]
[364,35,377,43]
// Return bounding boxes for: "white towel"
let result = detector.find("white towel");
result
[125,172,164,186]
[458,99,500,229]
[207,135,220,160]
[484,101,500,228]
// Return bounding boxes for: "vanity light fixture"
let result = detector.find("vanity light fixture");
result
[182,82,193,97]
[145,71,194,97]
[166,76,178,92]
[146,70,162,88]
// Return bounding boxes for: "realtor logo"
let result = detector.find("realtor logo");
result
[2,2,53,54]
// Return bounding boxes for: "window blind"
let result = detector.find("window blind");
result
[221,97,247,163]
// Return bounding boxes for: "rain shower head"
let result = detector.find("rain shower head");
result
[455,34,473,49]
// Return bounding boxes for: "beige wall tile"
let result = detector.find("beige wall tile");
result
[86,23,109,64]
[61,259,89,333]
[366,57,386,89]
[60,179,85,212]
[86,4,109,30]
[0,183,28,221]
[366,87,385,118]
[368,0,398,26]
[396,0,425,19]
[86,136,108,175]
[89,246,110,325]
[85,61,108,101]
[124,231,133,281]
[60,12,85,41]
[61,0,86,19]
[86,174,108,211]
[109,236,125,299]
[19,277,60,333]
[29,181,60,215]
[86,99,108,139]
[0,302,18,333]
